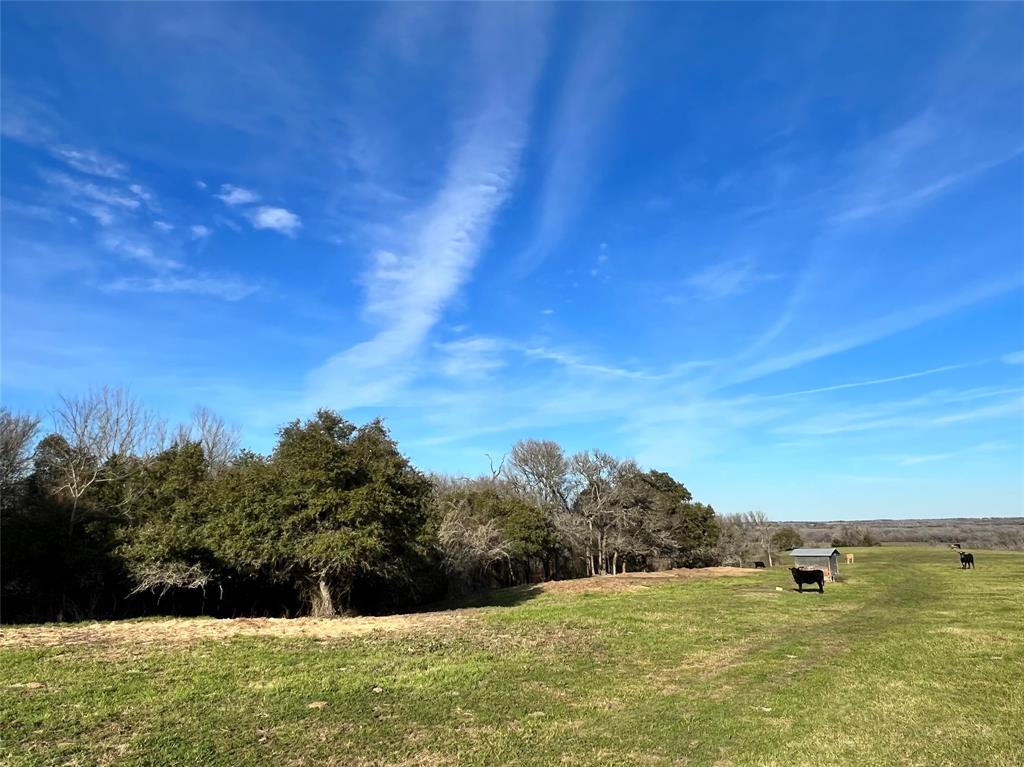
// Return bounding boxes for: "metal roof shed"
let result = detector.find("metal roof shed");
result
[790,547,841,582]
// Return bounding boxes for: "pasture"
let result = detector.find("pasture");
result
[2,546,1022,766]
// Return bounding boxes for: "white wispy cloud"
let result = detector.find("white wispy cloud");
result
[778,387,1022,437]
[50,146,128,179]
[41,170,141,211]
[214,214,242,233]
[1002,350,1024,365]
[930,396,1024,426]
[99,227,257,303]
[523,346,661,380]
[588,242,611,280]
[733,275,1023,385]
[684,256,778,300]
[4,92,259,307]
[0,85,62,145]
[901,442,1003,466]
[765,361,982,399]
[83,205,115,226]
[311,119,529,403]
[896,441,1015,467]
[436,337,507,378]
[247,206,301,236]
[1,198,65,223]
[308,6,550,407]
[517,9,628,275]
[129,183,156,207]
[216,184,259,206]
[741,108,1024,357]
[106,274,258,301]
[100,233,182,272]
[830,136,1024,225]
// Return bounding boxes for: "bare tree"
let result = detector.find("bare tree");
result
[437,493,513,582]
[741,510,775,566]
[715,514,758,566]
[505,439,577,512]
[484,452,506,481]
[571,450,630,576]
[505,439,586,578]
[174,406,240,472]
[127,562,214,602]
[48,386,159,535]
[506,441,677,577]
[0,407,40,510]
[605,472,682,574]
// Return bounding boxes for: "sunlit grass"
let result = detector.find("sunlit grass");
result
[2,546,1022,766]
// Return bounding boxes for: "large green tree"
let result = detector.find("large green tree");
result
[631,470,719,567]
[206,411,431,616]
[118,441,218,600]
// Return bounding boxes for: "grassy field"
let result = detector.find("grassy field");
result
[2,546,1022,766]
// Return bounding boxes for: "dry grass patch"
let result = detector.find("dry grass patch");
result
[0,567,753,651]
[535,567,755,596]
[0,612,485,650]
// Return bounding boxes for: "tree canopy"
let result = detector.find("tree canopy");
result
[2,396,722,623]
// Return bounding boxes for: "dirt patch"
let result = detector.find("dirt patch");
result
[534,566,756,595]
[0,567,754,650]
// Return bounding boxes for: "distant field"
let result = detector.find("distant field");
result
[787,517,1024,549]
[2,547,1022,766]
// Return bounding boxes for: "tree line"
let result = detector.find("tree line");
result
[788,518,1023,550]
[1,389,797,623]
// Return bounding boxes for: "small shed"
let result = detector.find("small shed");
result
[790,548,840,582]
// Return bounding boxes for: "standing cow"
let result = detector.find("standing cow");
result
[845,553,855,565]
[789,567,825,593]
[959,552,975,569]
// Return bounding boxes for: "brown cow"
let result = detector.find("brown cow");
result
[845,553,855,565]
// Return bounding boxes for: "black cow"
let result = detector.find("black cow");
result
[789,567,824,593]
[754,561,766,569]
[959,552,975,569]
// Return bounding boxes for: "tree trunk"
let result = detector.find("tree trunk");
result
[68,496,80,538]
[309,576,337,618]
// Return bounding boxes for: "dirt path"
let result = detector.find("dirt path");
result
[0,566,755,649]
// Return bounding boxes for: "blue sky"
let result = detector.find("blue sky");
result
[2,3,1023,520]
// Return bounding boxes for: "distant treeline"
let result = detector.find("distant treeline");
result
[787,518,1024,551]
[2,390,786,624]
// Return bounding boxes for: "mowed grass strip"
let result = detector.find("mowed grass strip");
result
[2,546,1022,766]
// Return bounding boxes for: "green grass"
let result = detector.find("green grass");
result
[2,546,1023,766]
